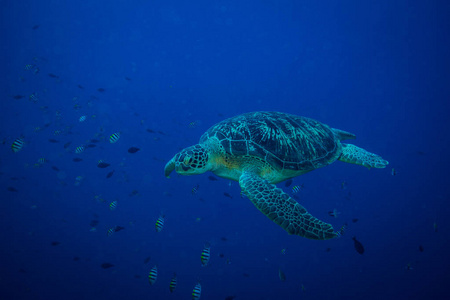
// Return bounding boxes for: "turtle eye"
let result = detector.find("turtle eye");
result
[183,156,193,166]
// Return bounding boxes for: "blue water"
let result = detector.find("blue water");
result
[1,1,449,299]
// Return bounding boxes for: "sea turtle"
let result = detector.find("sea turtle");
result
[164,111,388,240]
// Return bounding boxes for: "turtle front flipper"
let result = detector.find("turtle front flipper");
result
[239,172,338,240]
[339,143,389,169]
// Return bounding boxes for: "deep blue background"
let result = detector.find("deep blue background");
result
[1,1,449,299]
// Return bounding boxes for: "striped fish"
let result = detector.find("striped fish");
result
[169,273,177,293]
[155,215,165,232]
[292,185,303,193]
[109,132,120,143]
[201,244,210,267]
[11,138,24,153]
[75,146,85,154]
[192,282,201,300]
[109,201,118,211]
[148,265,158,285]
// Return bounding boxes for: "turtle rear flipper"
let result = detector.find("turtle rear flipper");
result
[239,172,338,240]
[339,144,389,169]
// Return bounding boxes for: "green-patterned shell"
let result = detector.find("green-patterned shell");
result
[199,111,341,172]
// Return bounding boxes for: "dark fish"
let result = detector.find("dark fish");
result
[219,253,225,258]
[208,176,218,181]
[48,139,59,143]
[224,192,233,198]
[128,147,140,153]
[13,95,25,99]
[7,187,18,192]
[51,241,60,246]
[101,263,114,269]
[419,245,424,252]
[134,275,141,279]
[97,88,105,92]
[73,256,80,261]
[125,77,131,81]
[77,84,84,89]
[106,170,115,178]
[63,142,71,149]
[97,162,110,168]
[157,130,166,135]
[352,218,359,223]
[352,237,365,254]
[221,237,228,241]
[144,256,151,264]
[86,144,97,148]
[90,139,100,143]
[326,247,331,252]
[146,129,155,133]
[32,25,40,29]
[90,220,99,227]
[48,73,59,78]
[225,297,236,300]
[114,226,125,232]
[51,166,60,171]
[284,179,293,187]
[243,273,250,277]
[73,158,83,162]
[129,190,139,196]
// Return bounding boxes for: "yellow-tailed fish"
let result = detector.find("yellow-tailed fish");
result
[155,215,165,232]
[109,132,120,143]
[148,265,158,285]
[201,244,210,267]
[79,115,87,122]
[169,273,177,293]
[391,168,396,176]
[281,248,286,255]
[192,282,201,300]
[11,138,24,153]
[29,93,38,103]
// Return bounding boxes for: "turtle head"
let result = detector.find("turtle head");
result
[164,144,210,177]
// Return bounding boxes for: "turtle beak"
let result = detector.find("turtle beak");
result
[164,157,176,177]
